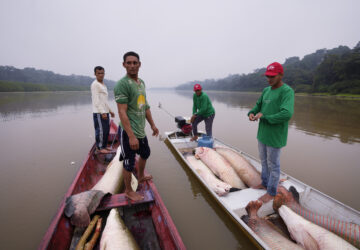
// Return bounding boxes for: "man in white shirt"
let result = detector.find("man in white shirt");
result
[91,66,115,153]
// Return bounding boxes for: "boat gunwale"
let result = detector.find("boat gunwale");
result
[213,136,360,217]
[39,123,185,250]
[165,130,360,249]
[38,143,96,249]
[164,132,269,250]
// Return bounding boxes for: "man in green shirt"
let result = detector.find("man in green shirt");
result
[248,62,294,203]
[190,84,215,141]
[114,51,159,201]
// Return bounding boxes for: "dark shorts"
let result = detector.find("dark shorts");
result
[118,126,151,172]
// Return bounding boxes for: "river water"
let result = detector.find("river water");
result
[0,90,359,249]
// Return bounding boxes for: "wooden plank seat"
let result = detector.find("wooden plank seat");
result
[96,190,154,211]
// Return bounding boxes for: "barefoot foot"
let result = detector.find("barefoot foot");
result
[258,193,274,203]
[253,184,266,190]
[97,148,111,154]
[138,175,153,183]
[190,136,198,142]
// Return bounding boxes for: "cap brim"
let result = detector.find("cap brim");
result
[264,71,278,76]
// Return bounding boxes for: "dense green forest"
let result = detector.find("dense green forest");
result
[176,42,360,94]
[0,66,116,92]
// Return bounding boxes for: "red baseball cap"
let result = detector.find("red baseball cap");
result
[194,84,202,91]
[264,62,283,76]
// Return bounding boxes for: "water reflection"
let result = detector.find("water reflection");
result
[0,92,115,121]
[164,139,256,249]
[175,90,360,144]
[292,96,360,144]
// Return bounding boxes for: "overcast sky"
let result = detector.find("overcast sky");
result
[1,0,359,87]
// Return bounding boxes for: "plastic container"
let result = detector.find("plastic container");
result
[197,135,214,148]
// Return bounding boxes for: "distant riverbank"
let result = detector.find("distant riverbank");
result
[0,80,88,92]
[2,84,360,100]
[190,89,360,100]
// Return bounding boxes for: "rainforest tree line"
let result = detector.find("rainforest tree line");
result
[176,42,360,94]
[1,42,359,93]
[0,66,116,92]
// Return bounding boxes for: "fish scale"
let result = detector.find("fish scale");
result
[288,203,360,248]
[195,147,246,189]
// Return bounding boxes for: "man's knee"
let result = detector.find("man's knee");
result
[140,147,150,160]
[123,157,136,172]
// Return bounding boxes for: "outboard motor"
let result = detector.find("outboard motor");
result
[175,116,192,135]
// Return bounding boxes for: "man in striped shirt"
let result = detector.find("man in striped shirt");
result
[91,66,115,154]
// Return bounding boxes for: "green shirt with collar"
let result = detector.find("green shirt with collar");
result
[192,92,215,118]
[248,83,294,148]
[114,75,150,138]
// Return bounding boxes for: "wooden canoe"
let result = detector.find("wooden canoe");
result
[165,131,360,249]
[39,121,185,250]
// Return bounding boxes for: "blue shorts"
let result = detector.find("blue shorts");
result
[118,126,151,172]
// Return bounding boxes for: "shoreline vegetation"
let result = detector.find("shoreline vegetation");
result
[176,42,360,96]
[1,42,359,97]
[1,82,359,100]
[0,80,88,92]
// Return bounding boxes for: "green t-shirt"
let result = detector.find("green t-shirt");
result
[192,92,215,117]
[248,83,294,148]
[114,75,150,138]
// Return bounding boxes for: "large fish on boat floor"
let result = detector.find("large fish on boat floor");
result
[242,200,303,250]
[195,147,246,189]
[186,155,231,196]
[215,147,262,188]
[279,204,357,250]
[65,147,125,227]
[273,186,360,248]
[100,208,139,250]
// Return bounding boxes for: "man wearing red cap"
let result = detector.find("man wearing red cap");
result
[248,62,294,203]
[190,83,215,141]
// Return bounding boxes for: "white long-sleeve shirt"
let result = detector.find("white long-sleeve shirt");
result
[91,80,113,114]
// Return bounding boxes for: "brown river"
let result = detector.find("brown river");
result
[0,90,359,249]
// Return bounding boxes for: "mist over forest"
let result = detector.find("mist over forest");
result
[177,42,360,94]
[1,42,360,94]
[0,66,116,92]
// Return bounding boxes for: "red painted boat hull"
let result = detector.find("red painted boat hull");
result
[39,121,185,250]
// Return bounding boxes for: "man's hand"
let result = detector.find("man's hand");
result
[190,115,196,123]
[248,113,255,121]
[129,135,139,150]
[101,113,108,119]
[151,125,159,137]
[110,111,115,118]
[254,112,263,121]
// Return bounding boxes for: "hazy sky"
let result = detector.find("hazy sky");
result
[1,0,359,87]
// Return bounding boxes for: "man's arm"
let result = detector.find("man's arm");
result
[192,94,197,114]
[248,91,264,121]
[106,99,115,118]
[145,108,159,136]
[195,94,210,116]
[117,103,139,150]
[92,84,105,113]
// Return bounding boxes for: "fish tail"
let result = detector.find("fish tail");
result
[245,200,262,217]
[241,215,250,224]
[289,186,299,203]
[229,187,241,192]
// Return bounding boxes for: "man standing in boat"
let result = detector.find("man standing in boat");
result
[248,62,294,203]
[114,51,159,201]
[190,84,215,141]
[91,66,115,154]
